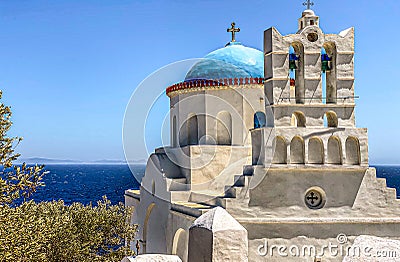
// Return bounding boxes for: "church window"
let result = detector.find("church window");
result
[254,111,266,129]
[217,111,232,145]
[187,114,199,145]
[172,115,177,147]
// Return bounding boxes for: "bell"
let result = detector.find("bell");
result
[321,61,330,72]
[289,53,299,70]
[321,54,331,72]
[289,60,297,70]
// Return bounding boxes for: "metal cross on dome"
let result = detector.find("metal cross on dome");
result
[303,0,314,9]
[227,22,240,42]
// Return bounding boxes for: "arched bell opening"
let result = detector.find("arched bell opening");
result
[291,111,306,127]
[322,42,337,104]
[289,42,305,104]
[323,111,338,128]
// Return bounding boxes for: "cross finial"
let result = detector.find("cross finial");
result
[227,22,240,42]
[303,0,314,9]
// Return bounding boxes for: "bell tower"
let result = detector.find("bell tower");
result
[251,1,370,209]
[263,3,356,129]
[298,9,319,31]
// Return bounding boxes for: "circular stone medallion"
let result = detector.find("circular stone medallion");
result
[305,187,326,209]
[307,33,319,42]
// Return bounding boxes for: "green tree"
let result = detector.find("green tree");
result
[0,91,137,261]
[0,91,45,205]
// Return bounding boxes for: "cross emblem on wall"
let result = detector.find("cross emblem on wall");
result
[306,192,319,205]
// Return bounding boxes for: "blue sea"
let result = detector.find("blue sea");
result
[26,164,144,205]
[24,165,400,205]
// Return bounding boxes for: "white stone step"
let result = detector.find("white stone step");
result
[171,201,213,217]
[385,187,398,202]
[168,177,190,191]
[233,175,246,187]
[224,186,236,198]
[189,191,226,208]
[376,177,388,188]
[243,165,254,176]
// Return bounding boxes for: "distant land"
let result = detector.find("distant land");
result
[16,157,147,165]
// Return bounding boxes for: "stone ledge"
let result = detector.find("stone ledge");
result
[125,189,141,200]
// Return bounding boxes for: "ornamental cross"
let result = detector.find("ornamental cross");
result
[303,0,314,9]
[306,192,319,205]
[227,22,240,42]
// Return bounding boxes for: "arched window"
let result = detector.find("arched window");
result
[327,136,342,164]
[290,136,305,164]
[216,111,232,145]
[289,42,305,104]
[254,111,266,129]
[172,115,177,147]
[187,114,198,145]
[322,42,337,104]
[273,136,287,164]
[151,180,156,195]
[172,228,188,260]
[346,136,360,165]
[143,203,156,253]
[308,137,324,164]
[324,111,338,127]
[291,111,306,127]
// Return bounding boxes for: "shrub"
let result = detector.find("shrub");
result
[0,197,137,261]
[0,91,137,261]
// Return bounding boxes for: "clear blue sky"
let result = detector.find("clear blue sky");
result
[0,0,399,164]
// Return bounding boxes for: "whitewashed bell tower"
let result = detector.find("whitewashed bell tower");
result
[253,0,367,208]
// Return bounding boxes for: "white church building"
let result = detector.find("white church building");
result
[125,3,400,261]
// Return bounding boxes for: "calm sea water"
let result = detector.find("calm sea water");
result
[25,164,400,205]
[375,165,400,198]
[27,164,144,205]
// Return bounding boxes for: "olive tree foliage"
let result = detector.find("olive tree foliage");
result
[0,91,45,204]
[0,198,137,261]
[0,91,137,261]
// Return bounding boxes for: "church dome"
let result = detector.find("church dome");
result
[185,42,264,81]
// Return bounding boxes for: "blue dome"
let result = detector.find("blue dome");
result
[185,42,264,81]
